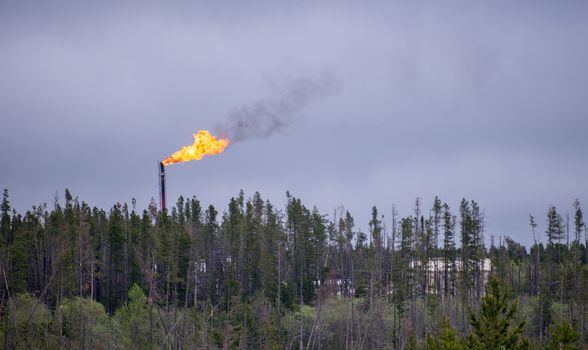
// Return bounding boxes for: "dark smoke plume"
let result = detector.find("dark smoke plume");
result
[215,68,340,142]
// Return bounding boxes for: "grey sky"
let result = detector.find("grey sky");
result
[1,1,587,246]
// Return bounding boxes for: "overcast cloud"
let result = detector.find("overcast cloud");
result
[1,1,587,245]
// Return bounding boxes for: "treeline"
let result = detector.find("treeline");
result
[0,188,586,349]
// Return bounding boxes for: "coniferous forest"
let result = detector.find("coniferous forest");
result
[0,188,587,349]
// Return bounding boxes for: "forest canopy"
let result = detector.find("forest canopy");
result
[0,188,585,349]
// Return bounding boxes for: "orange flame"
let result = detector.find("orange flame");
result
[162,130,230,166]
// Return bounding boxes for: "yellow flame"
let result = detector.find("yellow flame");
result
[162,130,230,166]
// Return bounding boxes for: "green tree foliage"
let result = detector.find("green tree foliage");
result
[544,319,581,350]
[1,189,588,348]
[442,203,457,297]
[545,320,580,350]
[202,204,219,304]
[459,199,485,307]
[1,189,12,245]
[60,297,112,349]
[393,217,414,316]
[426,320,466,350]
[114,283,160,349]
[546,206,564,245]
[107,203,127,312]
[8,215,30,295]
[1,293,50,349]
[285,193,327,305]
[466,277,529,350]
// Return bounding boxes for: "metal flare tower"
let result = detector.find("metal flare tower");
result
[158,161,166,211]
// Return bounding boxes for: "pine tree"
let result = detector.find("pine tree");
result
[259,200,280,302]
[442,203,456,298]
[544,319,581,350]
[427,319,465,350]
[368,206,383,297]
[459,199,485,308]
[115,284,159,349]
[0,189,11,245]
[459,198,474,309]
[308,207,327,299]
[202,205,219,304]
[246,192,264,296]
[466,277,529,350]
[572,199,584,324]
[546,206,564,246]
[545,206,565,316]
[8,214,28,294]
[432,196,443,295]
[224,194,243,303]
[343,211,355,299]
[573,200,584,246]
[397,216,414,329]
